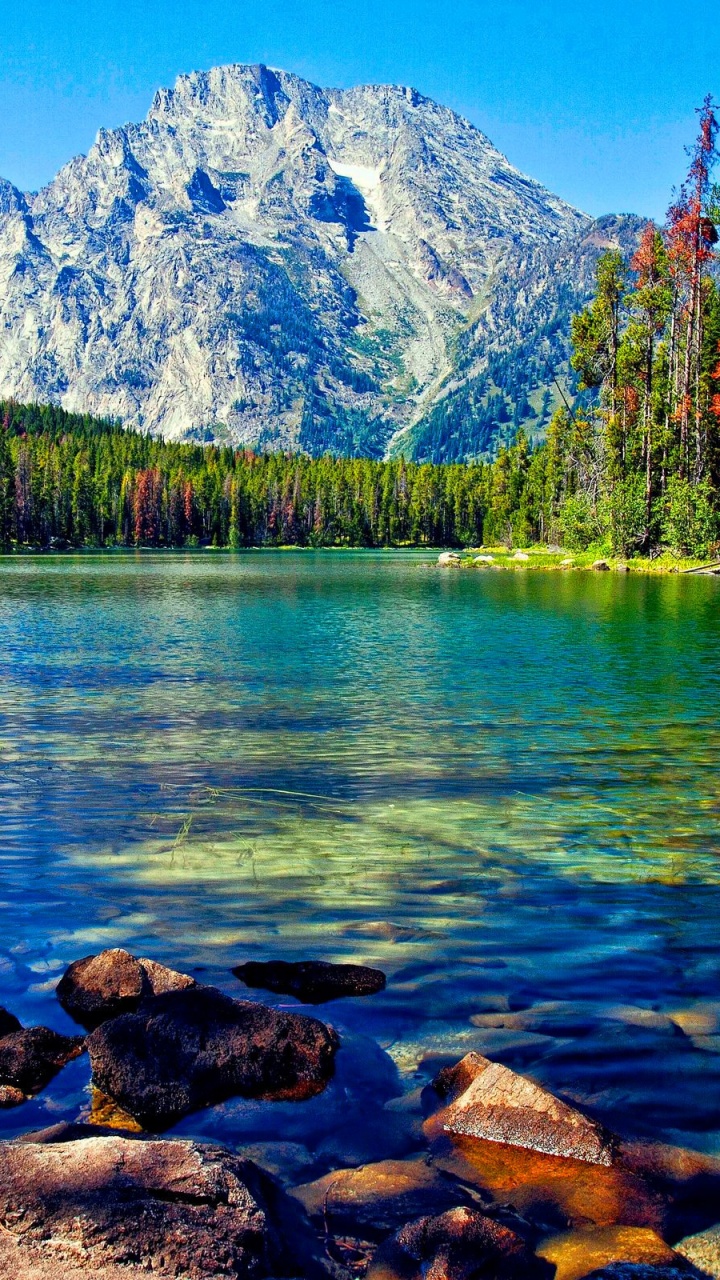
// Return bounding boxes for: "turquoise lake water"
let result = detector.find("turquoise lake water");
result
[1,551,719,1159]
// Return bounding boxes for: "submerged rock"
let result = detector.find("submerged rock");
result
[367,1205,551,1280]
[0,1134,323,1279]
[537,1226,682,1280]
[87,985,339,1130]
[0,1006,21,1038]
[0,1027,85,1105]
[56,947,196,1029]
[232,959,386,1004]
[427,1052,615,1165]
[675,1223,720,1277]
[290,1157,474,1239]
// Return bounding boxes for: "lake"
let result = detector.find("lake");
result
[1,551,719,1162]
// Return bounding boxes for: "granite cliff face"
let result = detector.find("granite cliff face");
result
[0,64,637,458]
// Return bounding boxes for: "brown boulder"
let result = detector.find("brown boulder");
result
[427,1052,615,1165]
[87,985,339,1130]
[290,1157,474,1239]
[367,1205,551,1279]
[0,1027,85,1104]
[56,947,196,1029]
[0,1133,323,1279]
[232,959,386,1003]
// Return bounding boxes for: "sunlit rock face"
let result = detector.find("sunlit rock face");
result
[0,64,639,459]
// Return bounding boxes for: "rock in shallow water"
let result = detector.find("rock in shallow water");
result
[367,1205,552,1279]
[232,959,386,1003]
[0,1006,21,1039]
[674,1223,720,1277]
[427,1051,615,1165]
[537,1226,683,1280]
[56,946,196,1029]
[290,1157,475,1239]
[0,1027,85,1105]
[0,1134,325,1279]
[87,985,339,1130]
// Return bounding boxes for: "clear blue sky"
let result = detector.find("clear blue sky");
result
[1,0,718,219]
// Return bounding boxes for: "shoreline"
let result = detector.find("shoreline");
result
[0,544,717,574]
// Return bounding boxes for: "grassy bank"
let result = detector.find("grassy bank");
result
[446,547,720,574]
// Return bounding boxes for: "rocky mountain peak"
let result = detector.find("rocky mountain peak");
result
[0,63,630,459]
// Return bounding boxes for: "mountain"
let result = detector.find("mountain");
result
[0,64,641,459]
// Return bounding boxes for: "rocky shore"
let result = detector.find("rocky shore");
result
[436,549,720,575]
[1,947,719,1279]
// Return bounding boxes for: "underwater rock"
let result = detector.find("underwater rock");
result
[0,1006,21,1038]
[537,1226,683,1280]
[675,1223,720,1277]
[56,947,196,1029]
[366,1205,551,1280]
[232,959,386,1004]
[426,1052,615,1164]
[428,1135,665,1233]
[0,1027,85,1103]
[0,1134,323,1279]
[290,1156,474,1239]
[87,985,339,1130]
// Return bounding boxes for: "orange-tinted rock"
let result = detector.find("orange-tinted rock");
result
[367,1205,552,1279]
[56,947,196,1029]
[290,1157,473,1239]
[0,1083,26,1107]
[429,1135,666,1233]
[427,1053,615,1165]
[537,1226,680,1280]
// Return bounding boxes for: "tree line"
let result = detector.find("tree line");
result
[0,100,718,558]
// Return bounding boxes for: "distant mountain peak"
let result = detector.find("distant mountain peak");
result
[0,64,635,459]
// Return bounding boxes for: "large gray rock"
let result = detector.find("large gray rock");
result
[0,1134,324,1278]
[87,985,339,1130]
[426,1052,615,1165]
[0,1027,85,1105]
[56,947,196,1029]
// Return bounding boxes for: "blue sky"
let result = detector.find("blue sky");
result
[1,0,718,219]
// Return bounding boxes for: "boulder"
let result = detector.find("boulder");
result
[87,985,339,1130]
[56,947,196,1029]
[592,560,611,571]
[537,1226,682,1280]
[0,1027,85,1103]
[367,1205,551,1280]
[426,1052,615,1165]
[0,1134,324,1279]
[290,1157,474,1239]
[438,552,461,566]
[0,1006,21,1038]
[675,1223,720,1277]
[512,552,530,562]
[232,959,386,1004]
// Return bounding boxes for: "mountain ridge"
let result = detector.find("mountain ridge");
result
[0,63,637,459]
